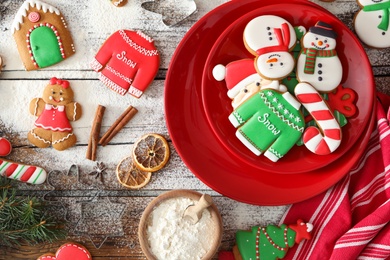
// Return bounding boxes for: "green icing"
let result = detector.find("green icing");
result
[236,224,297,260]
[30,26,64,68]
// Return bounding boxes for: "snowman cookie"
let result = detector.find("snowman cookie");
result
[28,78,82,151]
[243,15,297,80]
[296,21,342,92]
[354,0,390,48]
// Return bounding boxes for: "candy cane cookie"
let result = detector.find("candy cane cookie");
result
[0,158,47,184]
[294,82,341,155]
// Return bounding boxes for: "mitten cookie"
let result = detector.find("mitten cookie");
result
[12,0,75,71]
[37,242,92,260]
[228,89,304,162]
[296,21,342,92]
[91,30,160,98]
[28,77,82,151]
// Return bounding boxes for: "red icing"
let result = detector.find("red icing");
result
[296,93,322,103]
[324,128,342,140]
[34,105,72,132]
[311,110,334,121]
[303,126,320,142]
[5,163,18,177]
[327,85,357,117]
[315,139,331,155]
[37,243,91,260]
[289,219,312,244]
[256,23,290,55]
[0,138,12,156]
[50,77,70,89]
[20,167,37,182]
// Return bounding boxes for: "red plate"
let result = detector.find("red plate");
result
[164,0,375,205]
[201,4,374,174]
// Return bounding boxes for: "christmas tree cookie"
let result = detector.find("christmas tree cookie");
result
[233,219,313,260]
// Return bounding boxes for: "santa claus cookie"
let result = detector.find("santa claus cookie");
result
[91,30,160,98]
[37,242,92,260]
[212,59,287,109]
[354,0,390,48]
[228,89,304,162]
[296,21,343,92]
[243,15,297,81]
[12,0,75,71]
[28,78,82,151]
[230,220,313,260]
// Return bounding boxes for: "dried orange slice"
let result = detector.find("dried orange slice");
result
[132,133,170,172]
[116,156,152,189]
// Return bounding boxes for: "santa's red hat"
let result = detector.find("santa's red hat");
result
[212,59,261,99]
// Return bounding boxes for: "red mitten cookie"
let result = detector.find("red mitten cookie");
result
[37,242,92,260]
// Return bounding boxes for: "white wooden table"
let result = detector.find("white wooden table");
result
[0,0,389,259]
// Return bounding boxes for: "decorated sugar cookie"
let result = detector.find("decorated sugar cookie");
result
[243,15,297,80]
[212,59,287,109]
[91,30,160,98]
[0,137,47,184]
[37,242,92,260]
[296,21,342,92]
[354,0,390,48]
[295,82,342,155]
[232,220,313,260]
[28,78,82,151]
[228,89,304,162]
[12,0,76,71]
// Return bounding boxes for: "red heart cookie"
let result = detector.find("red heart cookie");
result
[37,243,92,260]
[0,137,12,157]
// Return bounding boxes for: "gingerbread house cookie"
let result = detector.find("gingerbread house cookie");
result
[11,0,75,71]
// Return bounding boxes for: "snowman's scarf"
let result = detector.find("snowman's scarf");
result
[301,48,337,75]
[363,1,390,31]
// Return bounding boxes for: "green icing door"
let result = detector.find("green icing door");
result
[30,26,64,68]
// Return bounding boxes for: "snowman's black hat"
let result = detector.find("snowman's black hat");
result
[309,21,337,39]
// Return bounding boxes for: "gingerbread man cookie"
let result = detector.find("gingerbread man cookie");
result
[12,0,75,71]
[28,78,82,151]
[354,0,390,48]
[243,15,297,80]
[37,242,92,260]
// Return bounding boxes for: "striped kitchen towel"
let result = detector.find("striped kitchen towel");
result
[280,93,390,260]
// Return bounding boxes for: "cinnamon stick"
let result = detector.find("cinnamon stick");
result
[99,105,138,146]
[86,105,106,161]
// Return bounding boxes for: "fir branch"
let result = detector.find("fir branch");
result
[0,178,66,246]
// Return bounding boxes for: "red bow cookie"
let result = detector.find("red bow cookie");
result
[37,242,92,260]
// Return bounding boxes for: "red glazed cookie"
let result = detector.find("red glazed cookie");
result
[0,137,12,156]
[91,30,160,98]
[37,242,92,260]
[12,0,75,71]
[28,77,82,151]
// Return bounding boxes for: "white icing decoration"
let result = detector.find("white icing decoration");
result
[119,30,159,56]
[354,0,390,48]
[212,64,226,81]
[243,15,297,52]
[12,0,61,34]
[255,51,295,80]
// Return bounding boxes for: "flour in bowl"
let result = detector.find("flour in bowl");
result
[146,197,216,260]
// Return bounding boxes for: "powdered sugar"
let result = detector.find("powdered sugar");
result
[146,197,216,260]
